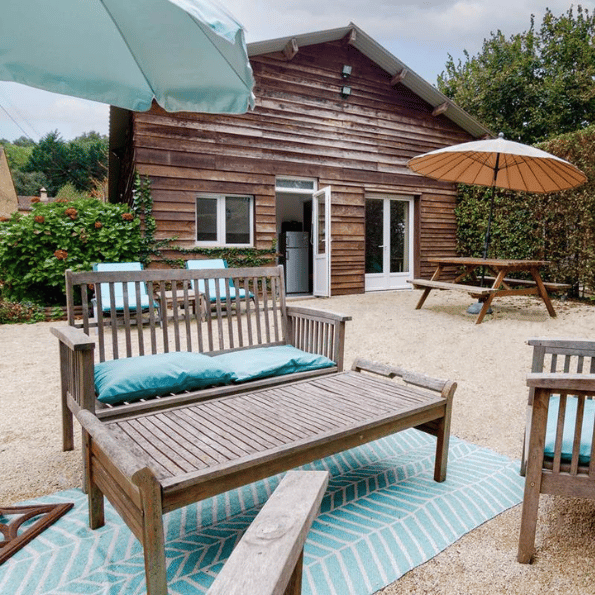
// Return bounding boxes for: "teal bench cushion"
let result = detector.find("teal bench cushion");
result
[95,352,234,405]
[545,396,595,465]
[212,345,335,383]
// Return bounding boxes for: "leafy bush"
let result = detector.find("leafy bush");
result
[0,298,45,324]
[0,198,142,304]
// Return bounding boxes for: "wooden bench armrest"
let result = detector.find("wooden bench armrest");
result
[206,470,329,595]
[286,305,351,323]
[527,373,595,392]
[51,325,95,351]
[287,306,351,371]
[352,358,457,398]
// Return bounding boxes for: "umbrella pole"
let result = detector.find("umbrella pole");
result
[468,154,500,315]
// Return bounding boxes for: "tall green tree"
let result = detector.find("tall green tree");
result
[24,131,70,195]
[439,5,595,144]
[22,131,108,195]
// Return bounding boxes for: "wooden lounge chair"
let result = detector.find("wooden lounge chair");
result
[518,338,595,563]
[186,259,252,318]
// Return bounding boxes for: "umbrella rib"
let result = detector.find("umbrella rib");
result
[181,12,252,90]
[99,0,156,99]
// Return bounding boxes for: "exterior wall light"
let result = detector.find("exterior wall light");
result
[342,65,352,78]
[341,86,351,99]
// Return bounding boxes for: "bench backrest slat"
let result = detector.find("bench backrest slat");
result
[66,266,289,362]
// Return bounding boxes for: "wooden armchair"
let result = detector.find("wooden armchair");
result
[206,470,328,595]
[518,338,595,563]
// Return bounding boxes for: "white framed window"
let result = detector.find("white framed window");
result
[275,176,317,193]
[196,194,253,246]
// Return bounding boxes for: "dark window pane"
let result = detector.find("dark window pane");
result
[225,196,251,244]
[365,199,383,274]
[196,198,217,242]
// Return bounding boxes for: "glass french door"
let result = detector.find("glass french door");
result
[365,196,413,291]
[312,186,331,297]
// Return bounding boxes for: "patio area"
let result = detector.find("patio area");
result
[2,288,595,593]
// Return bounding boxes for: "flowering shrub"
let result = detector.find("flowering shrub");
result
[0,198,142,303]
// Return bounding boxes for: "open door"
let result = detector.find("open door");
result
[312,186,331,297]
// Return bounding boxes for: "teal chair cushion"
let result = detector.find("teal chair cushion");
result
[186,259,250,302]
[95,352,234,405]
[93,262,157,313]
[212,345,335,383]
[544,396,595,465]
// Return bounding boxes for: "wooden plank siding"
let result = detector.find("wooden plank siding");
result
[124,39,474,296]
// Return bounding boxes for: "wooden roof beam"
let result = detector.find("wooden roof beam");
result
[343,28,357,46]
[283,38,298,61]
[391,69,408,86]
[432,102,449,117]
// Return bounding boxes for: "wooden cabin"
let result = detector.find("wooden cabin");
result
[109,23,490,297]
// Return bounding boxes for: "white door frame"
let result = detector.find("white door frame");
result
[365,195,414,292]
[312,186,331,297]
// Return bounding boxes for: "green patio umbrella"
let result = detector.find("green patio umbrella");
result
[0,0,254,114]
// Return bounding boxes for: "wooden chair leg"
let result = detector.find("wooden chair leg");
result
[283,550,303,595]
[518,389,548,563]
[434,380,455,482]
[59,341,74,452]
[134,469,167,595]
[85,432,104,528]
[517,479,541,563]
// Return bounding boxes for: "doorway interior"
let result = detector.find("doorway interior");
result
[275,177,316,295]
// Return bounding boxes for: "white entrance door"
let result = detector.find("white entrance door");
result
[312,186,331,297]
[365,196,413,291]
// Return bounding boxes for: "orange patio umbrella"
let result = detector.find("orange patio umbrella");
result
[407,133,587,259]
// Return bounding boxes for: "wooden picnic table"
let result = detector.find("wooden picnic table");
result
[408,257,565,324]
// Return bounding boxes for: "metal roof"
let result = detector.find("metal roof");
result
[248,23,491,139]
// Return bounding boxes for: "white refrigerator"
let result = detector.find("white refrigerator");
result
[283,231,310,293]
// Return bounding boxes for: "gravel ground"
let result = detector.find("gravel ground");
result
[2,289,595,593]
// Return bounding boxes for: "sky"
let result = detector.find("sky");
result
[0,0,591,142]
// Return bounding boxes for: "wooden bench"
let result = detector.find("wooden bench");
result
[206,470,329,595]
[407,278,496,299]
[481,276,571,293]
[74,358,456,594]
[53,265,351,454]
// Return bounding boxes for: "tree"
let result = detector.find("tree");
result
[22,131,108,195]
[439,6,595,144]
[24,131,70,195]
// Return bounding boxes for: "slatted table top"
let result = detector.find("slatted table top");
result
[106,371,445,487]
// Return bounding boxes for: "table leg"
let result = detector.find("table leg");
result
[531,268,557,317]
[415,288,432,310]
[476,293,496,324]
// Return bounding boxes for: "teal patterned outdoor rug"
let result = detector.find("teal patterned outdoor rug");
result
[1,429,524,595]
